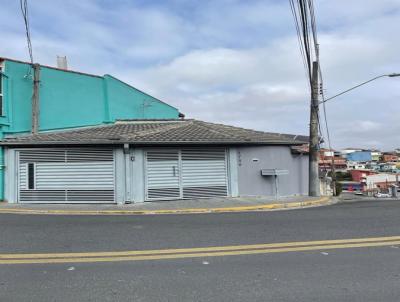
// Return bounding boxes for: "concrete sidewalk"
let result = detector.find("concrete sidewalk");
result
[0,195,333,215]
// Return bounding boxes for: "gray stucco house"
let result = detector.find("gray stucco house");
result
[1,119,308,204]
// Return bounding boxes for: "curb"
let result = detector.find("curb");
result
[0,197,333,216]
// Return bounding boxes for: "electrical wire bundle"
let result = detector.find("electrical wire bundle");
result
[20,0,34,64]
[289,0,332,157]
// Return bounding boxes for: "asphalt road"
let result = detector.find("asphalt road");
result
[1,199,400,301]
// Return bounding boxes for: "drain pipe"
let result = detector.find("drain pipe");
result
[31,64,40,134]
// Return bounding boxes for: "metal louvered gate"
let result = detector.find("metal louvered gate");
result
[145,150,181,200]
[145,148,228,201]
[181,149,228,199]
[17,148,115,203]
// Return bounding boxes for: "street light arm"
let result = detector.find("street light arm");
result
[319,73,400,105]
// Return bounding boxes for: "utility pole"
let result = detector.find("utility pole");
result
[31,63,40,134]
[309,61,320,196]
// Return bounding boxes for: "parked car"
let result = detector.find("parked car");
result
[374,192,391,198]
[354,191,363,196]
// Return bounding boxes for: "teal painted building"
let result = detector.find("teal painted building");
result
[0,57,180,200]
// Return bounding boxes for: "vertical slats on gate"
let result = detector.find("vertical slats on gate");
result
[145,150,180,200]
[18,148,115,203]
[181,148,228,198]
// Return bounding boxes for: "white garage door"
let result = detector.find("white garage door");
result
[17,148,115,203]
[145,148,228,201]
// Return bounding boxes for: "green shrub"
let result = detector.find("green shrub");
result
[335,182,342,196]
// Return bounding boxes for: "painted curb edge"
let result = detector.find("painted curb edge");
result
[0,197,333,215]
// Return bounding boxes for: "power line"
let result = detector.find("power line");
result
[319,66,332,150]
[289,0,311,89]
[305,0,331,150]
[289,0,319,81]
[310,1,332,152]
[307,0,319,56]
[289,0,335,196]
[298,0,312,82]
[289,0,332,152]
[20,0,34,64]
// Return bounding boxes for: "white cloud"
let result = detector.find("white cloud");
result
[349,121,382,133]
[1,0,400,150]
[125,38,307,94]
[120,30,400,149]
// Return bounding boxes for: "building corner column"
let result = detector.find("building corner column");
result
[114,147,126,205]
[228,147,239,197]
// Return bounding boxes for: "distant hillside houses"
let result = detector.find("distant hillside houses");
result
[316,147,400,195]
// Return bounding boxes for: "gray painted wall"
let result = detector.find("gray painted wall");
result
[236,146,308,197]
[4,147,17,203]
[4,145,307,204]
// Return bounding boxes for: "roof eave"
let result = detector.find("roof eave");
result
[0,140,307,147]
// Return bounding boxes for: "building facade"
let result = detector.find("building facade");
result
[1,120,308,204]
[0,57,180,199]
[349,169,377,182]
[365,173,399,192]
[382,153,398,163]
[371,150,382,162]
[346,151,372,162]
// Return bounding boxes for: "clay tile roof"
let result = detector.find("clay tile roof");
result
[0,119,308,146]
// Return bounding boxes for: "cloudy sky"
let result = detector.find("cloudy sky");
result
[1,0,399,150]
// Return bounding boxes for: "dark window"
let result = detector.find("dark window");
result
[28,163,35,190]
